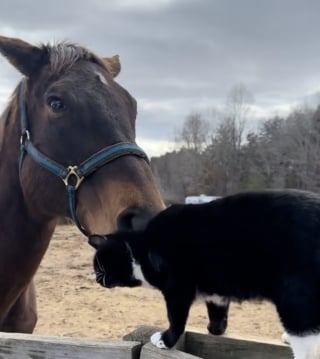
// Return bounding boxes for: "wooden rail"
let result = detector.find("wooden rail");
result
[0,332,141,359]
[0,326,293,358]
[124,326,293,359]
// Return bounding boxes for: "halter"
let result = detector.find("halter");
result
[18,79,149,236]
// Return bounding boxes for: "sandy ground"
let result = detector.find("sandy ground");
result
[33,225,284,342]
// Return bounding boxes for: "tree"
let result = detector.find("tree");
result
[225,83,254,149]
[152,84,320,199]
[201,83,254,195]
[175,111,210,153]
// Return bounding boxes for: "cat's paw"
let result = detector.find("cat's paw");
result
[282,332,290,344]
[150,331,168,349]
[207,319,227,336]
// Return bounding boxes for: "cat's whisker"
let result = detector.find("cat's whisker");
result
[95,256,105,273]
[96,273,104,281]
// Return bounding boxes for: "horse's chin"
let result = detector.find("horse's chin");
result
[76,205,116,236]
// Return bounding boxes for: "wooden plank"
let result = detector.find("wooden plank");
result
[140,343,201,359]
[184,332,292,359]
[123,326,161,345]
[0,332,141,359]
[123,326,186,351]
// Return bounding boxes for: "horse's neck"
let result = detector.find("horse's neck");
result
[0,100,20,162]
[0,112,56,243]
[0,116,5,151]
[0,99,57,298]
[0,154,56,283]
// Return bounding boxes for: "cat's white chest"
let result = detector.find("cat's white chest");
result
[132,261,154,289]
[197,292,229,306]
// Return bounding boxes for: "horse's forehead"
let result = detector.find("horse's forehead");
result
[63,62,110,89]
[94,70,109,86]
[47,60,106,83]
[37,60,112,98]
[37,45,107,87]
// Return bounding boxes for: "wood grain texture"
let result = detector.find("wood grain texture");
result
[140,343,201,359]
[0,332,141,359]
[124,327,293,359]
[185,332,292,359]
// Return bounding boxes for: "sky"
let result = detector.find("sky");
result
[1,0,320,157]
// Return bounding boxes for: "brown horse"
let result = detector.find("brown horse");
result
[0,35,165,333]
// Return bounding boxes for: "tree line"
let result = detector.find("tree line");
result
[151,84,320,204]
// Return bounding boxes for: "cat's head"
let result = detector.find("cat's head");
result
[88,233,142,289]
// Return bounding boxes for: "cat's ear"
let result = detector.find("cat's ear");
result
[148,250,165,273]
[88,235,107,249]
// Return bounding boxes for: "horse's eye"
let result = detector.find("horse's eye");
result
[47,96,66,113]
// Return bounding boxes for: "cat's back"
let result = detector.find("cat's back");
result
[192,189,320,224]
[143,190,320,290]
[147,189,320,249]
[218,189,320,232]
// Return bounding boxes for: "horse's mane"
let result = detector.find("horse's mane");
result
[41,42,107,74]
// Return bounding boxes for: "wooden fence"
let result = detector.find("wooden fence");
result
[0,332,140,359]
[124,326,293,359]
[0,326,293,359]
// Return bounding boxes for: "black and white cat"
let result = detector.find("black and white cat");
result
[89,190,320,359]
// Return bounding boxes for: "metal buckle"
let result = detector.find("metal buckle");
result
[20,130,30,145]
[62,166,84,190]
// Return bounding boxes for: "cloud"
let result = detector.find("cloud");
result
[1,0,320,155]
[136,137,176,158]
[111,0,177,11]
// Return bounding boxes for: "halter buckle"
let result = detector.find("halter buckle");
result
[20,130,30,146]
[62,166,84,190]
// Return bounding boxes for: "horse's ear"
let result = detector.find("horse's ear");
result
[0,36,45,77]
[103,55,121,78]
[88,235,107,249]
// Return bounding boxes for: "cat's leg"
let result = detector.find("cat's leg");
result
[151,289,194,349]
[275,279,320,359]
[206,297,230,335]
[287,333,320,359]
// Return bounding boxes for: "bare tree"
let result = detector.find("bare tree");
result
[282,106,320,191]
[215,83,254,194]
[178,84,255,196]
[175,111,210,153]
[225,83,254,149]
[152,84,320,200]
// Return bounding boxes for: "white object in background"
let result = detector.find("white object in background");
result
[185,194,220,204]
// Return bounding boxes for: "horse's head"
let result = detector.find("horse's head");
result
[0,36,165,234]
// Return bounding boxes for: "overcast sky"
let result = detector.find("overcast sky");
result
[1,0,320,156]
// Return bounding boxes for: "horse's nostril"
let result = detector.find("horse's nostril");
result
[117,208,154,231]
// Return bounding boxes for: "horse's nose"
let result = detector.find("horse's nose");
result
[117,207,156,231]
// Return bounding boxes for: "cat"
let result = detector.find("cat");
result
[89,189,320,359]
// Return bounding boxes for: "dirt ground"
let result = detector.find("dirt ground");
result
[33,225,284,343]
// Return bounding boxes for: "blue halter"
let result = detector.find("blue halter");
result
[18,79,149,236]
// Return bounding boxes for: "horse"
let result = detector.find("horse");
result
[0,35,166,333]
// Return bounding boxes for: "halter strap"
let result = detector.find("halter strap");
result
[18,79,149,236]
